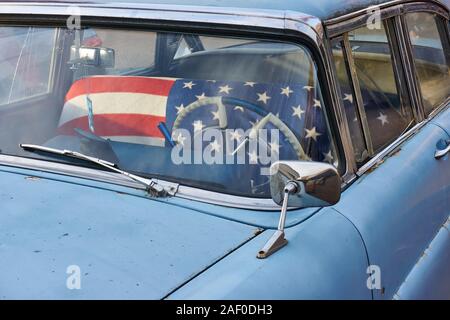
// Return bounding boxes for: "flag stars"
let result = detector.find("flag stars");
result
[305,127,322,141]
[248,150,259,164]
[229,131,242,142]
[377,112,389,126]
[218,85,233,95]
[292,105,305,120]
[281,86,293,97]
[173,133,187,146]
[323,150,334,164]
[313,99,322,108]
[175,104,185,114]
[196,93,206,101]
[211,110,220,121]
[209,139,222,153]
[244,82,257,87]
[183,81,195,89]
[257,91,271,104]
[193,120,204,132]
[303,85,314,92]
[269,141,281,154]
[343,93,353,104]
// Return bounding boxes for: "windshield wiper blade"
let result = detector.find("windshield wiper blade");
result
[20,144,168,197]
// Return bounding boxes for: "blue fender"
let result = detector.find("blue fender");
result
[168,208,372,300]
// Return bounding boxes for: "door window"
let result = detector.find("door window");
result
[0,27,56,105]
[348,24,414,152]
[405,12,450,115]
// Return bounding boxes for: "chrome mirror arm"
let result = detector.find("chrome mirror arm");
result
[257,182,299,259]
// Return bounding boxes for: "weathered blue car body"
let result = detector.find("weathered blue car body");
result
[0,0,449,300]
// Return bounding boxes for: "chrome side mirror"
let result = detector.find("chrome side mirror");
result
[257,161,341,259]
[270,161,341,208]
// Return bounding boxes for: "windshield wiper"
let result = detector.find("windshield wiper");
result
[20,144,168,197]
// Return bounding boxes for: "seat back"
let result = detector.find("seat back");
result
[58,75,175,146]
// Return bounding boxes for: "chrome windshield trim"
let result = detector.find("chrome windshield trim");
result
[0,154,281,210]
[0,1,323,36]
[175,187,282,211]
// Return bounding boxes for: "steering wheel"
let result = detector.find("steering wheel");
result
[171,96,309,161]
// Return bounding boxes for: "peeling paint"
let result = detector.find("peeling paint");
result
[253,228,264,236]
[365,159,385,175]
[391,148,402,157]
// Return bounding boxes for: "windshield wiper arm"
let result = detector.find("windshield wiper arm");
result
[20,144,168,197]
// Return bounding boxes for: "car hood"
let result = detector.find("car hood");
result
[0,167,258,299]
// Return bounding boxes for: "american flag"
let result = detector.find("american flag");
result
[58,75,334,195]
[340,84,411,158]
[58,76,172,147]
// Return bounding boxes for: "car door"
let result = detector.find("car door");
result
[329,8,450,300]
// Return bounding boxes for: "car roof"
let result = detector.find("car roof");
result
[90,0,450,19]
[2,0,449,21]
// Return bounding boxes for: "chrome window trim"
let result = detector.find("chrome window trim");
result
[429,96,450,120]
[324,0,449,30]
[357,97,450,177]
[394,14,425,122]
[0,2,322,35]
[0,154,282,210]
[341,33,375,156]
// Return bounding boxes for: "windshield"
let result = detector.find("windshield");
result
[0,25,339,198]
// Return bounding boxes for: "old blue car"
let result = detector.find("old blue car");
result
[0,0,449,300]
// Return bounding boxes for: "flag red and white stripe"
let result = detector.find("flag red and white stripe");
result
[58,76,176,146]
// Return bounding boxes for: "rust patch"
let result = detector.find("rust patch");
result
[365,159,385,175]
[253,228,264,236]
[391,148,402,157]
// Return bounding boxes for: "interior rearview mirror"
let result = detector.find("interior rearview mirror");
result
[69,45,115,68]
[257,161,341,259]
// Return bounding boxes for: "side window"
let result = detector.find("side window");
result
[331,39,368,163]
[332,21,414,163]
[348,23,413,153]
[405,12,450,115]
[0,27,56,105]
